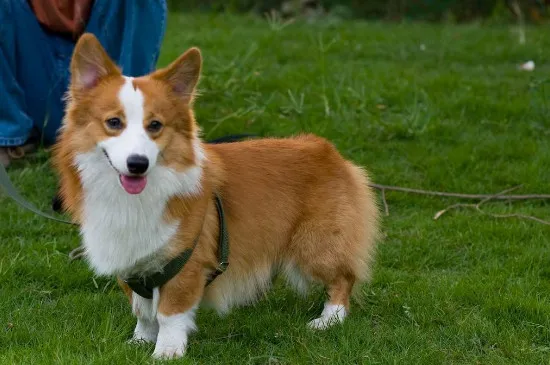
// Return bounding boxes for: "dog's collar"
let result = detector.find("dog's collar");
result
[123,194,229,299]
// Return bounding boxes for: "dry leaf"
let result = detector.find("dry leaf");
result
[433,210,445,220]
[519,61,535,71]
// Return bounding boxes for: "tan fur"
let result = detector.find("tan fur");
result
[52,34,380,331]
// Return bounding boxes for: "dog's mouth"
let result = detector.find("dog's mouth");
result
[119,175,147,195]
[102,149,148,195]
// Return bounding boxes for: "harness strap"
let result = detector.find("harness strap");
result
[124,247,196,300]
[206,194,230,286]
[124,193,230,299]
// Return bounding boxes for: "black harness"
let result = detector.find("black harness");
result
[123,194,229,299]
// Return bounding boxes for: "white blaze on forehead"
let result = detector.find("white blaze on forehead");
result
[119,76,145,125]
[98,76,160,176]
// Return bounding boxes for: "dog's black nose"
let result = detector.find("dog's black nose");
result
[127,154,149,174]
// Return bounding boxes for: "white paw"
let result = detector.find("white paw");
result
[307,316,341,330]
[307,303,347,330]
[152,309,197,360]
[128,318,158,344]
[152,344,186,360]
[127,332,156,345]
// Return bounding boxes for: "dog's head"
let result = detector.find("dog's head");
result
[61,33,204,195]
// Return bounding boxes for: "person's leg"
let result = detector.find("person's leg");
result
[0,1,43,156]
[0,1,68,166]
[0,0,77,159]
[84,0,167,77]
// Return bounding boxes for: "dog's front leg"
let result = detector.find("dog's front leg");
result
[117,278,159,344]
[152,266,205,360]
[131,290,160,344]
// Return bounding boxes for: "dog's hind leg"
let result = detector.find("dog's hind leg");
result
[307,275,354,330]
[289,213,371,330]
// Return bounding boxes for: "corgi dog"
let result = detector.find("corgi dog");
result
[52,33,380,359]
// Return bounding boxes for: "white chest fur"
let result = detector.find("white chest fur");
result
[75,148,203,277]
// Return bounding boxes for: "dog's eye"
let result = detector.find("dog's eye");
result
[106,118,123,130]
[147,120,163,133]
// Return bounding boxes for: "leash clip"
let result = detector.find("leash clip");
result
[216,261,229,274]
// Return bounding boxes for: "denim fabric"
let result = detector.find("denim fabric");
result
[0,0,167,147]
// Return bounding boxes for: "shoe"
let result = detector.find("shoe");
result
[7,143,37,159]
[0,142,38,168]
[0,148,10,168]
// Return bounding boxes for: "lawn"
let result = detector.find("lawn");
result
[2,11,550,364]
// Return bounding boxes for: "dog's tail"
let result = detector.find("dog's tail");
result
[346,163,381,307]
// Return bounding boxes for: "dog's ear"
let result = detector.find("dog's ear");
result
[70,33,120,91]
[153,47,202,102]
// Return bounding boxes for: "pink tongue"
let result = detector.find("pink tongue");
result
[120,175,147,194]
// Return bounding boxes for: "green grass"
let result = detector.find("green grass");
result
[2,12,550,364]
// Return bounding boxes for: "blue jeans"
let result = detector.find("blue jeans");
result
[0,0,167,147]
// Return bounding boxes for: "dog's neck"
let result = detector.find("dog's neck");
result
[74,145,205,277]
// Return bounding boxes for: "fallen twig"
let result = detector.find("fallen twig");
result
[433,186,521,220]
[368,183,550,201]
[381,188,389,216]
[68,245,86,261]
[369,183,550,226]
[489,213,550,226]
